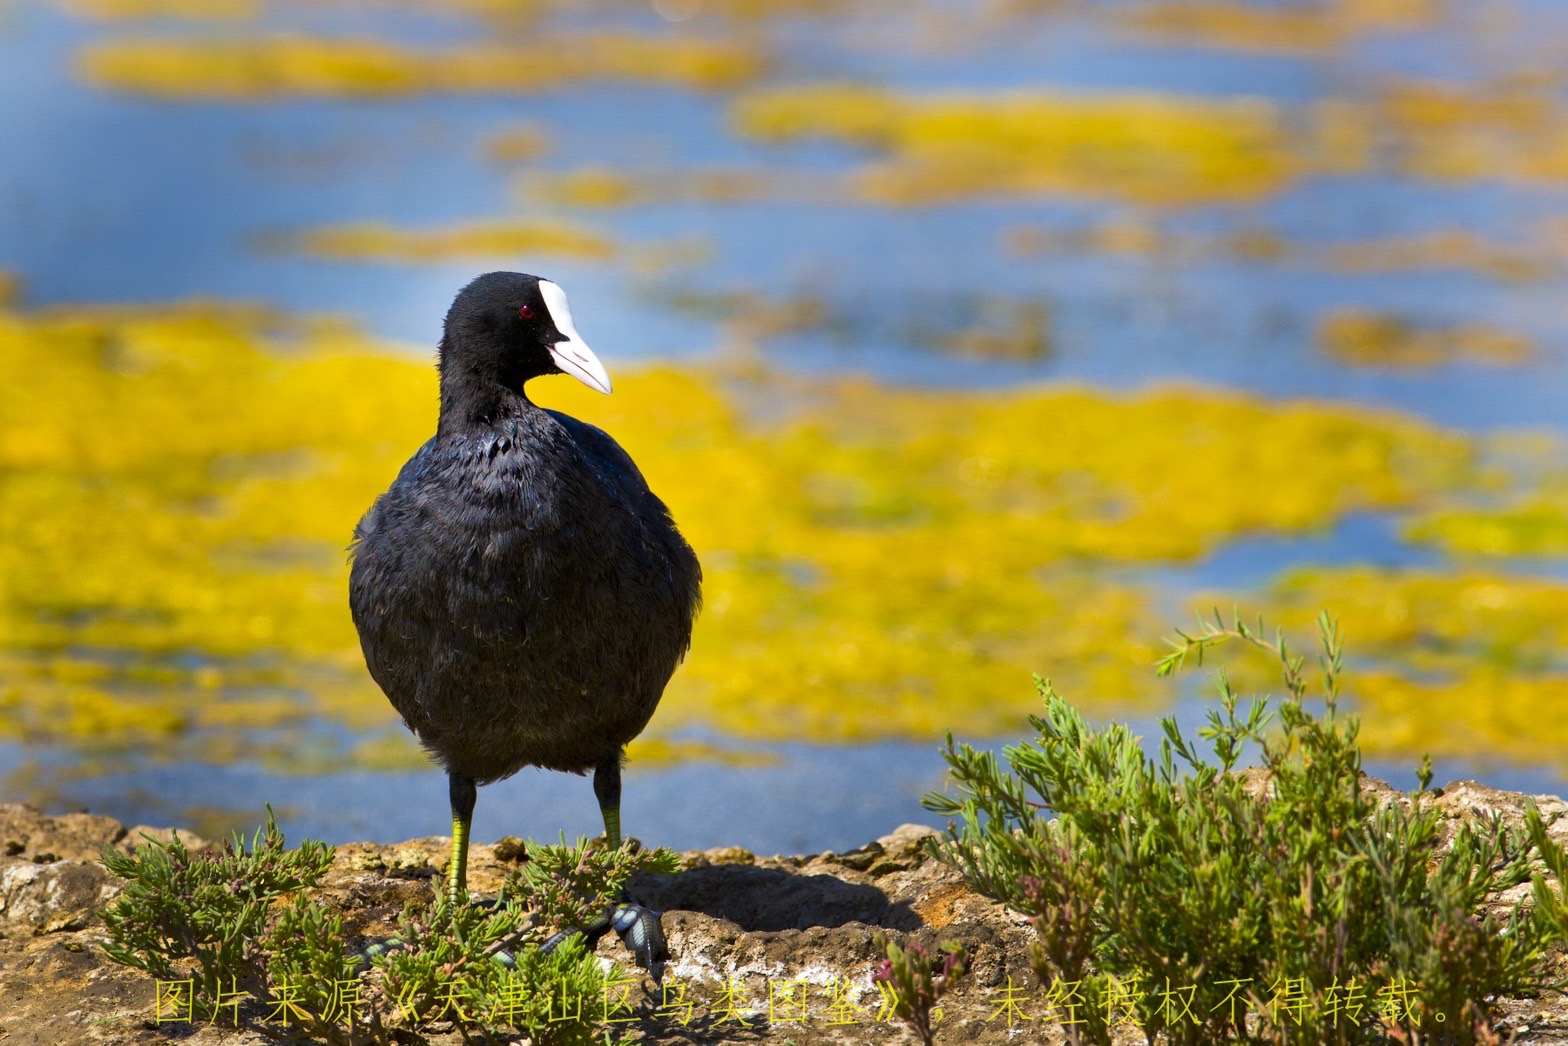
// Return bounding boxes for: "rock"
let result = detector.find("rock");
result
[684,845,756,868]
[870,823,938,874]
[386,849,439,879]
[0,805,127,863]
[339,844,390,872]
[120,824,210,855]
[491,835,528,862]
[0,860,118,934]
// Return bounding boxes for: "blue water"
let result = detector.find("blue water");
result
[4,0,1568,849]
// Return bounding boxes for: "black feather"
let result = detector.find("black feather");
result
[348,271,701,784]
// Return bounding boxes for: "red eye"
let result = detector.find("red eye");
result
[518,304,535,320]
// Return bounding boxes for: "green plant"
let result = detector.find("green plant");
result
[261,893,366,1038]
[374,894,613,1045]
[924,612,1552,1045]
[100,806,334,1021]
[504,835,680,935]
[871,933,968,1046]
[1522,801,1568,966]
[100,811,635,1043]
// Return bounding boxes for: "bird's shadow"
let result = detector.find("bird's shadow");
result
[633,1011,770,1045]
[629,863,923,933]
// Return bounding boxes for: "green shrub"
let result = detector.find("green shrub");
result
[503,834,680,935]
[375,894,612,1045]
[100,812,635,1043]
[261,893,364,1038]
[872,932,968,1046]
[923,613,1560,1045]
[100,806,334,1022]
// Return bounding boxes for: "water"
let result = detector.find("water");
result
[4,0,1568,851]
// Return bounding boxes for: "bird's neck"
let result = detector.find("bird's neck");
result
[437,363,538,438]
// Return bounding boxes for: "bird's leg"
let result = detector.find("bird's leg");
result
[592,751,623,849]
[581,750,668,969]
[347,772,477,970]
[448,771,477,907]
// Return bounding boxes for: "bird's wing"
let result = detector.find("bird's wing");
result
[542,409,656,504]
[350,436,438,547]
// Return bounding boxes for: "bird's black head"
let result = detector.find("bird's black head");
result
[438,272,611,421]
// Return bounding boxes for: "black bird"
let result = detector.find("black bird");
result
[348,271,701,931]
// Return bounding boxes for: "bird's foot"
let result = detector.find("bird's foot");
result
[350,934,405,973]
[608,900,669,969]
[356,892,667,973]
[542,897,668,970]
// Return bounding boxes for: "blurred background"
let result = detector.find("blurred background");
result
[3,0,1568,854]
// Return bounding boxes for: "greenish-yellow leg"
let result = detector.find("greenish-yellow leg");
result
[448,773,477,906]
[593,753,623,849]
[586,750,669,969]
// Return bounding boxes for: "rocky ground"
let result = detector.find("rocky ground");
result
[3,778,1568,1045]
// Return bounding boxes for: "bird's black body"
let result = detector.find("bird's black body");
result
[350,407,699,780]
[347,273,699,933]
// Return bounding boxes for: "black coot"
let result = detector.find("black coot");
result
[349,271,701,913]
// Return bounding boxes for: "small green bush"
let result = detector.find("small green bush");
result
[924,613,1567,1045]
[872,932,968,1046]
[503,834,680,935]
[100,807,334,1021]
[261,893,365,1038]
[375,894,612,1045]
[100,812,639,1043]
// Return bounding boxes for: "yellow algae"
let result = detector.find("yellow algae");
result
[1006,218,1557,282]
[1308,98,1377,176]
[288,221,614,263]
[659,0,857,18]
[483,124,551,165]
[1381,80,1552,137]
[77,33,767,99]
[1357,79,1568,185]
[1004,219,1287,264]
[1231,572,1568,768]
[336,0,835,20]
[1006,219,1169,259]
[1349,670,1568,766]
[1194,570,1568,769]
[730,85,1296,206]
[57,0,258,18]
[624,238,715,276]
[661,287,837,341]
[0,295,1492,766]
[347,732,431,772]
[68,689,188,739]
[1265,568,1568,672]
[1115,0,1438,54]
[79,37,426,98]
[193,695,313,731]
[376,0,552,21]
[515,167,829,209]
[524,168,645,209]
[916,299,1051,360]
[1115,3,1340,54]
[1323,231,1547,281]
[1317,309,1533,369]
[1407,490,1568,557]
[624,736,781,768]
[1336,0,1440,32]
